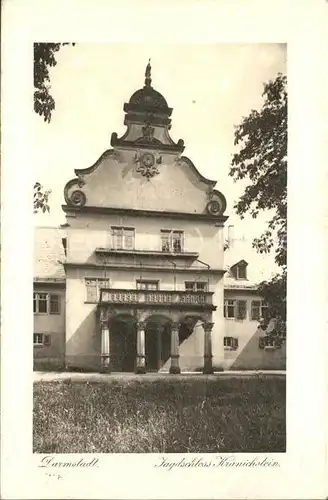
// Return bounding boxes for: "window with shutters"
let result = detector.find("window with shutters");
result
[49,294,60,314]
[85,278,110,302]
[136,280,159,291]
[259,335,282,350]
[33,333,51,346]
[251,300,269,320]
[33,293,60,314]
[224,299,236,318]
[161,230,183,252]
[224,336,239,350]
[111,227,135,250]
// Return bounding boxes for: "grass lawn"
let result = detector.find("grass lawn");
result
[33,376,286,453]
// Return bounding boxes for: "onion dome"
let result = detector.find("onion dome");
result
[123,60,173,122]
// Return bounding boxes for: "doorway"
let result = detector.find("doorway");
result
[145,320,171,371]
[110,318,137,372]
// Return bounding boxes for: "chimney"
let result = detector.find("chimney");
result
[228,225,234,248]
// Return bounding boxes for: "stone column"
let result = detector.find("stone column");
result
[157,326,163,371]
[100,320,111,373]
[136,321,146,374]
[203,322,214,374]
[169,322,181,374]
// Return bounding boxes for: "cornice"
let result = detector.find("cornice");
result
[64,262,226,275]
[110,132,185,153]
[61,204,229,223]
[33,278,66,287]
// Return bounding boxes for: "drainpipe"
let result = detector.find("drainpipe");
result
[139,261,143,283]
[196,258,210,290]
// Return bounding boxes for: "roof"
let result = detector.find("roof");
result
[224,238,279,290]
[34,226,66,281]
[128,86,169,110]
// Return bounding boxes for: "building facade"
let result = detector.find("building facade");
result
[33,227,66,370]
[222,233,286,370]
[33,64,286,372]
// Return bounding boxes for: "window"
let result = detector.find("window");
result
[85,278,110,302]
[185,281,207,292]
[236,264,247,280]
[251,300,269,320]
[236,300,247,320]
[62,238,67,256]
[224,299,236,318]
[33,293,60,314]
[50,294,60,314]
[33,333,51,346]
[38,293,48,313]
[111,227,135,250]
[259,336,282,350]
[224,336,239,350]
[136,280,159,291]
[161,230,183,253]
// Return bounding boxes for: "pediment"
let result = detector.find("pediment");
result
[63,149,227,218]
[231,259,248,268]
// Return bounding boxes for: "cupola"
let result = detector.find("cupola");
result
[111,61,185,153]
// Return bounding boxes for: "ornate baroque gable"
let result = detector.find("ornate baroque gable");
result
[63,62,227,221]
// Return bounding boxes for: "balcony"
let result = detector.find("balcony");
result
[95,247,199,260]
[99,288,215,310]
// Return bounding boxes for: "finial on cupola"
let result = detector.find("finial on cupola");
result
[145,58,152,87]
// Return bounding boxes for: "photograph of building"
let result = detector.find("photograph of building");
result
[33,58,286,374]
[31,43,287,455]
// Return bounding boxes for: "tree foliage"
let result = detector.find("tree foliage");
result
[33,182,51,213]
[258,271,286,322]
[230,73,287,330]
[33,43,74,213]
[34,43,74,123]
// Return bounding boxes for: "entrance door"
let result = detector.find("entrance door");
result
[111,321,137,372]
[145,325,159,371]
[159,325,171,369]
[145,323,171,371]
[121,329,136,372]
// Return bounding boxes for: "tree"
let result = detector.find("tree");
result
[33,43,75,212]
[34,43,74,123]
[230,73,287,331]
[33,182,51,214]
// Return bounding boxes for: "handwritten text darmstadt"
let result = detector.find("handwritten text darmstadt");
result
[39,456,99,468]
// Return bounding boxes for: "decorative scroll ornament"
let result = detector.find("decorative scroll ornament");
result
[70,190,86,207]
[206,190,227,216]
[206,200,222,215]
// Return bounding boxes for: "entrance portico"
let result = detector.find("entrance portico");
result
[98,288,215,374]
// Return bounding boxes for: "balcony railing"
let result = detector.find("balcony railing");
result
[95,247,199,260]
[99,288,214,308]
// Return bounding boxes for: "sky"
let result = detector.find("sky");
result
[33,43,286,241]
